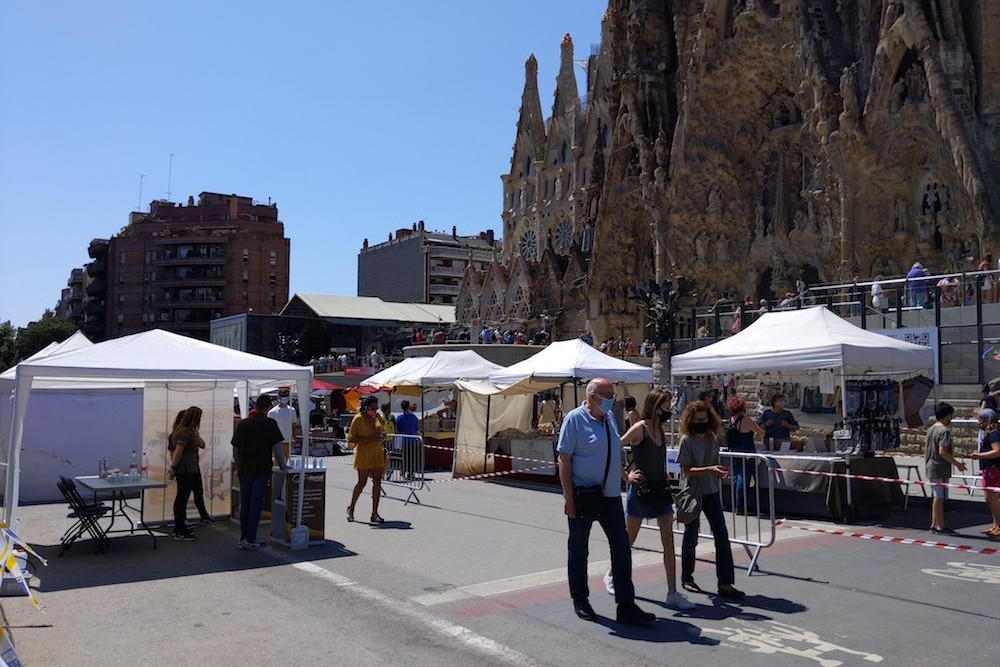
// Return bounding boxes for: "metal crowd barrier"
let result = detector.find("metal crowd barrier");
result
[644,450,777,577]
[382,433,426,505]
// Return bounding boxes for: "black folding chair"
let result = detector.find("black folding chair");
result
[57,476,111,556]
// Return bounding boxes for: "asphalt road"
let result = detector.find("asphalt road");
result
[4,458,998,667]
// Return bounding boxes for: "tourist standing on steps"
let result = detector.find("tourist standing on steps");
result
[678,400,745,600]
[925,402,966,535]
[347,395,388,524]
[232,395,285,551]
[557,377,655,625]
[602,389,695,611]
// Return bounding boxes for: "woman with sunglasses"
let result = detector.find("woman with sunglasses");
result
[603,389,695,610]
[347,395,388,523]
[677,400,745,600]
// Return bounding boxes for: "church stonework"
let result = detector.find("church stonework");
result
[456,1,1000,345]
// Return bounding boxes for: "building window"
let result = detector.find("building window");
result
[242,270,249,285]
[268,273,277,286]
[243,291,248,303]
[118,295,124,306]
[243,249,249,264]
[120,251,126,265]
[116,314,124,324]
[269,251,277,266]
[269,294,276,308]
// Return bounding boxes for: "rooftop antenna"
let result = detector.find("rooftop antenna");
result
[166,153,174,202]
[138,174,146,211]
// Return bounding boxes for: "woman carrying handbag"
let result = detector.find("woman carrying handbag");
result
[601,389,695,610]
[677,400,745,600]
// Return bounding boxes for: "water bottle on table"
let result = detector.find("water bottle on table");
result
[129,450,138,481]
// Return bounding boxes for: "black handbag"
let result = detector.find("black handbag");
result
[572,419,612,520]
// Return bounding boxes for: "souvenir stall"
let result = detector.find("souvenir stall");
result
[671,307,934,521]
[454,339,654,481]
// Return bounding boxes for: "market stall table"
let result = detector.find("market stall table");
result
[74,476,166,550]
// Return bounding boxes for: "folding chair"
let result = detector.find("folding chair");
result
[57,476,111,556]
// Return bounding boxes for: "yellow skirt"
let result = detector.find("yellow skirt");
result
[353,442,386,471]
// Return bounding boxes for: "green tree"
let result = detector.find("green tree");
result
[15,317,78,361]
[0,320,16,370]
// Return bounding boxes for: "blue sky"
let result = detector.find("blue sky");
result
[0,1,606,329]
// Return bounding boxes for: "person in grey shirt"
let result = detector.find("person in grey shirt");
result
[925,402,966,535]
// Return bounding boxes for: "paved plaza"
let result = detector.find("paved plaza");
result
[3,457,998,667]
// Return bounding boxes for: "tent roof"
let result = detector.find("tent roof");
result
[1,331,93,381]
[670,306,934,377]
[14,329,311,386]
[360,356,434,389]
[485,339,653,392]
[419,350,504,385]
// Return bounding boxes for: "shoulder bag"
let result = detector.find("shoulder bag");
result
[572,418,612,520]
[674,436,707,524]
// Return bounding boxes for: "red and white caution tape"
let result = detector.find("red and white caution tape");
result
[776,520,999,556]
[777,467,1000,494]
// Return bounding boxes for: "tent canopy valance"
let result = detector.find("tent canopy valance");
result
[670,307,934,379]
[360,350,503,390]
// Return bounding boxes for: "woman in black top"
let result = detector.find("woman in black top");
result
[601,389,695,610]
[168,406,213,540]
[726,395,764,513]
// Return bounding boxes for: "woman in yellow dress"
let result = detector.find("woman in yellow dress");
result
[347,395,388,523]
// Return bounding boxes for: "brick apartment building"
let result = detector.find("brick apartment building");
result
[59,192,290,341]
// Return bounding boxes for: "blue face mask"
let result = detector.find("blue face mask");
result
[279,397,290,405]
[599,397,615,414]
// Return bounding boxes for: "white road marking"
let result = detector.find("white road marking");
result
[291,561,540,667]
[412,525,823,607]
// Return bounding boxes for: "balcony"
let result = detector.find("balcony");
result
[429,265,466,278]
[152,254,228,267]
[428,283,462,296]
[88,238,109,259]
[85,258,107,275]
[155,277,226,288]
[85,279,106,296]
[84,299,106,314]
[67,269,85,286]
[152,298,225,309]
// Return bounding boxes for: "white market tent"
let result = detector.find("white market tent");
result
[454,339,654,476]
[360,356,435,390]
[670,306,934,379]
[484,338,654,393]
[419,350,504,386]
[3,329,313,529]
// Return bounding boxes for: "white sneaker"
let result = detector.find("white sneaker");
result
[603,572,615,595]
[665,591,696,610]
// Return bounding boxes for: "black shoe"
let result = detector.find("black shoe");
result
[616,603,655,625]
[198,517,216,525]
[572,599,597,621]
[172,531,196,542]
[930,526,957,536]
[717,584,745,600]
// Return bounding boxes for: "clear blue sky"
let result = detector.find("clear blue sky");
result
[0,1,606,329]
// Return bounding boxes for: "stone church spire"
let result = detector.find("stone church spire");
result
[517,54,547,153]
[552,33,580,118]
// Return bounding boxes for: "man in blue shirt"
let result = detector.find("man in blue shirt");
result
[758,394,799,448]
[394,401,420,478]
[557,378,654,625]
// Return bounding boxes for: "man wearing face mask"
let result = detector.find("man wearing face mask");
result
[267,387,296,471]
[758,393,799,450]
[556,377,656,626]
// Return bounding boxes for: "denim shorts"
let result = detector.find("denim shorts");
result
[625,483,673,519]
[929,477,948,500]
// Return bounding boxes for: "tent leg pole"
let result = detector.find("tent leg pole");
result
[483,395,491,475]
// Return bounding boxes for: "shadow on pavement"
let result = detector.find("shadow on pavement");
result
[598,616,720,645]
[29,522,356,593]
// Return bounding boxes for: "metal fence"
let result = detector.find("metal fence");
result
[382,433,426,505]
[644,450,777,577]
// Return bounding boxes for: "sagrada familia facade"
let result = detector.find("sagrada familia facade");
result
[455,0,1000,345]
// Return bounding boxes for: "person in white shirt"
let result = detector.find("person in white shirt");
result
[266,388,297,468]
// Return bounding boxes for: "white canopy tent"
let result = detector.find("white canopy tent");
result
[454,339,654,476]
[482,339,654,394]
[670,306,934,379]
[4,329,314,532]
[419,350,504,386]
[360,356,434,390]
